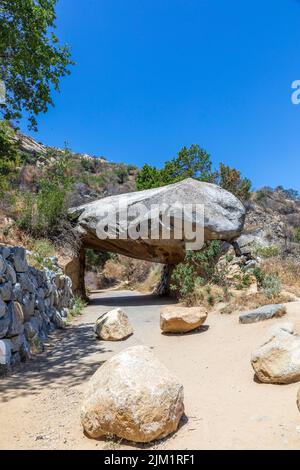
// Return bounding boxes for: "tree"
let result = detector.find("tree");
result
[136,164,161,190]
[136,144,251,201]
[136,144,215,191]
[0,0,73,130]
[216,163,251,201]
[160,144,215,184]
[0,120,19,193]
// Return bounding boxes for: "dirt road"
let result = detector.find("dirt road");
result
[1,290,300,450]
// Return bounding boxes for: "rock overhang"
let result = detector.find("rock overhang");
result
[69,178,246,264]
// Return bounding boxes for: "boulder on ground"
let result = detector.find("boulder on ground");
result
[160,305,207,333]
[81,345,184,442]
[94,308,133,341]
[239,304,286,324]
[251,323,300,384]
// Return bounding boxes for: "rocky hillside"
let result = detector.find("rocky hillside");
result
[13,129,138,205]
[239,187,300,257]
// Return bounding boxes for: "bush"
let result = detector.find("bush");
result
[170,241,223,301]
[252,266,281,299]
[261,273,282,299]
[0,121,20,194]
[32,239,56,259]
[17,153,74,237]
[69,297,86,317]
[255,245,280,258]
[294,228,300,243]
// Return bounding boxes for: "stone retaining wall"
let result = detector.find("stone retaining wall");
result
[0,245,74,373]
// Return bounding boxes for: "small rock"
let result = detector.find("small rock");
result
[94,308,133,341]
[160,305,207,333]
[252,324,300,384]
[239,304,286,324]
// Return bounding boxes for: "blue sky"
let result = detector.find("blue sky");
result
[22,0,300,191]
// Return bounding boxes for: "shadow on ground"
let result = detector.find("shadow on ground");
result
[89,293,176,308]
[0,322,111,403]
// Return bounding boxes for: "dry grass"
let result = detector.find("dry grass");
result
[219,291,295,315]
[261,257,300,294]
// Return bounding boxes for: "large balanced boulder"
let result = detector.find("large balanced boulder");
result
[81,345,184,442]
[70,178,246,264]
[94,308,133,341]
[239,304,286,324]
[160,305,207,333]
[251,323,300,384]
[69,178,246,296]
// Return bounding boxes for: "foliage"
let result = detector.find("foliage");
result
[254,245,280,258]
[0,120,20,193]
[32,239,55,258]
[136,164,162,190]
[85,249,116,270]
[0,0,74,130]
[170,240,223,300]
[69,297,86,317]
[261,273,282,299]
[17,151,74,237]
[136,144,251,201]
[215,163,251,202]
[294,227,300,243]
[252,266,281,299]
[0,0,73,129]
[28,239,59,270]
[255,189,269,202]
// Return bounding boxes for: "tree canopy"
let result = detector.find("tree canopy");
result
[136,144,251,202]
[0,0,73,130]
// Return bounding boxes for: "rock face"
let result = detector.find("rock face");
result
[251,323,300,384]
[81,345,184,442]
[239,304,286,324]
[94,308,133,341]
[0,245,74,373]
[238,187,300,258]
[69,178,246,296]
[160,306,207,333]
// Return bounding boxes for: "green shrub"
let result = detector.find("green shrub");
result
[170,240,222,300]
[294,228,300,243]
[18,154,73,237]
[234,271,252,290]
[252,266,281,298]
[255,245,279,258]
[255,189,268,202]
[261,273,282,299]
[0,121,20,194]
[33,239,55,258]
[69,297,86,317]
[85,249,116,269]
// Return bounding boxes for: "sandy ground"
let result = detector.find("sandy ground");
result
[1,289,300,450]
